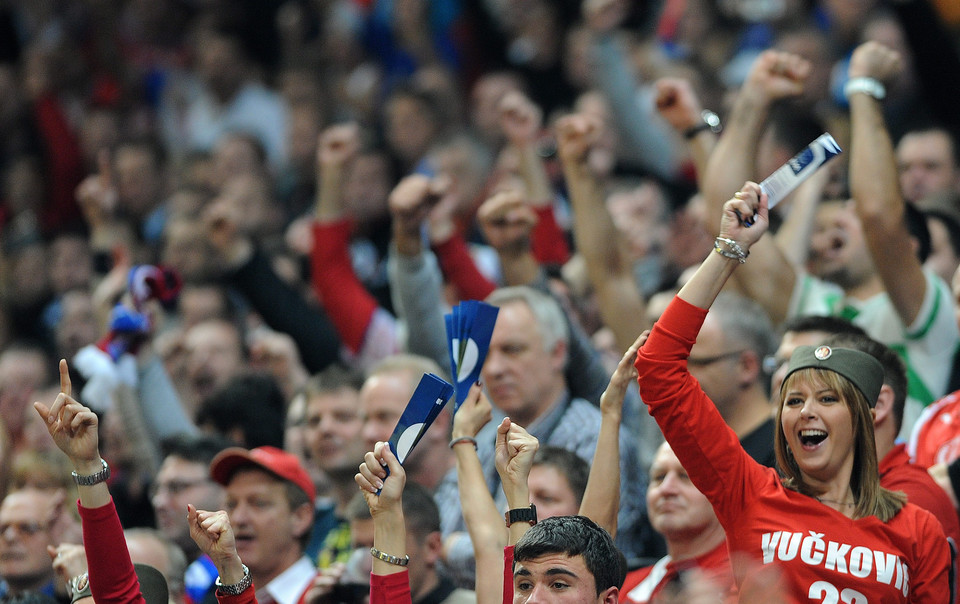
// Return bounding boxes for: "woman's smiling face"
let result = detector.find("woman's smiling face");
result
[780,372,857,485]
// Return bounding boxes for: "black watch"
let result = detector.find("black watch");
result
[683,110,722,139]
[505,504,538,527]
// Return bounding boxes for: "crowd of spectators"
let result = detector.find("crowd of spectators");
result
[3,0,960,602]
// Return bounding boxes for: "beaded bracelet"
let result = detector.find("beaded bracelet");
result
[714,237,749,264]
[449,436,478,450]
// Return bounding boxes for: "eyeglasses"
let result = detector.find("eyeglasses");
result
[687,350,746,366]
[0,521,48,537]
[149,479,209,498]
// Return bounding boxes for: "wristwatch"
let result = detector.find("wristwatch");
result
[71,459,110,486]
[215,564,252,595]
[683,110,722,139]
[505,504,538,527]
[69,573,92,603]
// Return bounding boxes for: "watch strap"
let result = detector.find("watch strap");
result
[72,459,110,486]
[505,504,538,527]
[215,564,252,595]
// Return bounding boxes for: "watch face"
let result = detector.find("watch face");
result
[74,575,89,592]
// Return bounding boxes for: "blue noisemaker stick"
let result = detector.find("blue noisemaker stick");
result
[379,373,454,493]
[445,300,499,411]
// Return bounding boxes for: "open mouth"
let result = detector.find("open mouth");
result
[799,429,827,448]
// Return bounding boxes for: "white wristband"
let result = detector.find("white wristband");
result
[843,77,885,101]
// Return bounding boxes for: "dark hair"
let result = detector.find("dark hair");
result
[532,446,589,506]
[344,483,441,541]
[822,333,907,431]
[513,516,623,596]
[779,315,867,339]
[301,364,365,398]
[196,373,286,448]
[160,433,234,467]
[400,483,440,539]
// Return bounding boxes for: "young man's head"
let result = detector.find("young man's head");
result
[512,516,623,603]
[528,447,589,519]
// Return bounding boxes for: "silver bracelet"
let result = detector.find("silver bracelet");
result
[449,436,478,450]
[714,237,749,263]
[370,547,410,566]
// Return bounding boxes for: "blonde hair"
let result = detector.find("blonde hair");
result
[775,368,905,521]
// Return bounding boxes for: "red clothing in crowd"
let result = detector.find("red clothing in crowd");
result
[880,442,960,546]
[635,297,951,603]
[78,499,146,604]
[621,541,735,603]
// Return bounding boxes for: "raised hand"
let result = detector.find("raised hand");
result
[498,91,543,147]
[582,0,629,35]
[848,41,903,83]
[555,113,601,166]
[494,418,539,503]
[600,330,647,420]
[451,382,492,440]
[48,543,88,585]
[743,50,810,104]
[33,360,101,468]
[75,150,118,228]
[654,78,704,133]
[355,441,405,515]
[317,122,360,170]
[187,505,244,581]
[477,189,537,254]
[718,182,769,251]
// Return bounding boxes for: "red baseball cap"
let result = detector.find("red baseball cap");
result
[210,446,315,505]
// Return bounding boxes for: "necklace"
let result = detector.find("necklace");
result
[816,497,855,507]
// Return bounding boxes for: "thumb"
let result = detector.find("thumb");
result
[47,545,58,561]
[380,442,403,475]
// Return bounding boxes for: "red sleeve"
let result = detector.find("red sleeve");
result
[370,571,411,604]
[502,545,514,604]
[214,586,258,604]
[78,499,145,604]
[310,220,379,353]
[634,296,776,526]
[431,234,496,301]
[530,205,569,265]
[32,93,84,233]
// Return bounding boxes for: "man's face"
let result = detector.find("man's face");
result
[687,315,743,410]
[528,465,580,519]
[0,491,57,592]
[647,444,718,542]
[0,350,46,436]
[513,553,610,603]
[770,330,830,398]
[482,301,564,426]
[304,388,366,477]
[224,469,308,580]
[808,200,874,289]
[152,456,224,554]
[359,371,414,451]
[183,321,244,402]
[897,131,959,203]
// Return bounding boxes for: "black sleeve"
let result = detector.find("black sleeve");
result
[225,248,341,373]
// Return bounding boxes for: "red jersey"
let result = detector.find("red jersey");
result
[635,298,951,603]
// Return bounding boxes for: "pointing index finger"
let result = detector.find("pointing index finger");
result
[59,359,71,399]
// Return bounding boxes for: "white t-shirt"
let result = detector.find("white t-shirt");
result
[787,268,959,439]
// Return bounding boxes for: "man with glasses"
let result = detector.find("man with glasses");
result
[0,488,63,601]
[686,292,778,467]
[150,435,231,604]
